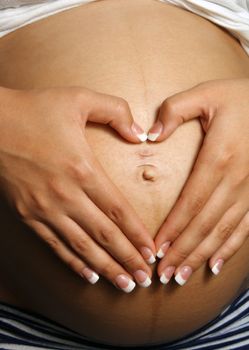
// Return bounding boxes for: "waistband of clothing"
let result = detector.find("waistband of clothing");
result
[0,288,248,350]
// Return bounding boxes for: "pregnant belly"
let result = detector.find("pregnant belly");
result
[0,0,249,346]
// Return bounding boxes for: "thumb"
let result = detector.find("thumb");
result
[147,84,211,142]
[80,90,147,143]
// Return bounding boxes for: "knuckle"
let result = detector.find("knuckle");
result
[190,250,207,265]
[107,204,124,223]
[99,261,115,277]
[29,192,51,215]
[189,195,204,215]
[66,159,94,184]
[46,236,60,251]
[217,222,234,240]
[73,237,89,254]
[47,178,70,202]
[215,149,233,170]
[122,253,138,268]
[170,244,188,261]
[97,227,114,246]
[15,201,30,221]
[115,97,129,114]
[197,218,213,238]
[161,99,176,116]
[168,226,182,240]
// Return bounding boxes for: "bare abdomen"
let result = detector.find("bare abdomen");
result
[0,0,248,346]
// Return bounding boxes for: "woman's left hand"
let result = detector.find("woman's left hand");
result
[148,78,249,285]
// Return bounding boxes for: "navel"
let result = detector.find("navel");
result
[139,164,159,182]
[142,167,156,181]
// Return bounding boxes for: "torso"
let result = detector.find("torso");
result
[0,0,248,346]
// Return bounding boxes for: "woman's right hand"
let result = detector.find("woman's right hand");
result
[0,86,155,293]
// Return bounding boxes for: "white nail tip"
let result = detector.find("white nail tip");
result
[139,276,152,288]
[122,279,136,293]
[156,248,165,259]
[137,133,148,142]
[147,133,159,141]
[88,272,100,284]
[147,255,156,264]
[211,263,220,275]
[160,273,170,285]
[175,272,186,286]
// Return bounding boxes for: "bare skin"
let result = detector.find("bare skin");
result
[0,0,248,346]
[152,79,249,285]
[0,86,156,291]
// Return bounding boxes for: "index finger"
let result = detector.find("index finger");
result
[155,135,225,256]
[71,145,156,264]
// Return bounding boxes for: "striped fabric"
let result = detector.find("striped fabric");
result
[0,288,248,350]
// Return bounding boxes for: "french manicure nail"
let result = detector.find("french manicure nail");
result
[175,266,192,286]
[160,266,175,284]
[156,241,171,259]
[141,246,156,264]
[134,270,152,287]
[211,259,224,275]
[137,133,148,142]
[81,267,99,284]
[147,133,159,141]
[147,121,163,142]
[115,274,136,293]
[131,122,147,142]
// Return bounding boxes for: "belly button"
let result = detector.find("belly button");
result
[143,168,156,181]
[140,165,158,182]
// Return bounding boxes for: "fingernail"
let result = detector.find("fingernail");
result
[211,259,224,275]
[175,266,192,286]
[131,122,147,142]
[147,133,159,141]
[115,274,136,293]
[140,246,156,264]
[156,241,171,259]
[160,266,175,284]
[81,267,99,284]
[134,270,152,287]
[148,121,163,142]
